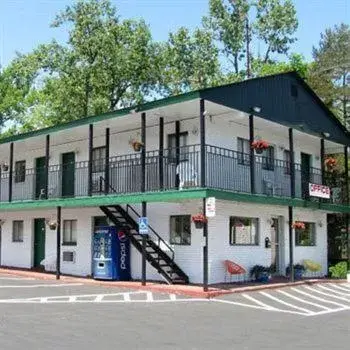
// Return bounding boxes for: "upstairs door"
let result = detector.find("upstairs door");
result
[301,153,311,199]
[35,157,46,199]
[34,218,46,268]
[61,152,75,198]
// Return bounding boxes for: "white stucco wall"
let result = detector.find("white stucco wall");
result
[0,200,328,284]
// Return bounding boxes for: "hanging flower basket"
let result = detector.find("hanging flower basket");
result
[251,139,269,154]
[292,221,305,230]
[325,157,337,172]
[130,140,144,152]
[192,213,208,229]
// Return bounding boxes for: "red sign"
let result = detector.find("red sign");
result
[309,183,330,199]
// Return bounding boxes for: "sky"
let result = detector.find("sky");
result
[0,0,349,68]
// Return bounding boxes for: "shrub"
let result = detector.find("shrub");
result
[329,262,348,279]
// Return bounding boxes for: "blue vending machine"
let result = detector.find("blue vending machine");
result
[92,226,131,281]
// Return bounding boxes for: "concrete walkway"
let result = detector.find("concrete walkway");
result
[0,267,345,298]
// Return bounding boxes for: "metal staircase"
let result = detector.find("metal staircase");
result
[99,204,189,284]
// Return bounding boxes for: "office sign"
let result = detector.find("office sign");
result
[309,183,330,199]
[206,197,216,217]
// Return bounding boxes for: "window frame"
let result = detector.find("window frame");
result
[12,220,24,242]
[62,219,77,246]
[14,160,26,183]
[92,146,106,173]
[229,216,259,246]
[237,137,250,166]
[167,132,188,163]
[283,150,291,175]
[169,215,191,245]
[295,222,316,247]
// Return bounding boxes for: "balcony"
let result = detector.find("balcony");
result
[0,144,348,205]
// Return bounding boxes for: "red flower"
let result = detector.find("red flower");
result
[192,214,208,223]
[325,157,337,169]
[292,221,305,230]
[251,139,269,150]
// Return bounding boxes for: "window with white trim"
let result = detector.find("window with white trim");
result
[170,215,191,245]
[92,147,106,173]
[63,220,77,245]
[167,132,188,163]
[229,217,259,245]
[295,222,316,246]
[12,221,24,242]
[237,137,250,165]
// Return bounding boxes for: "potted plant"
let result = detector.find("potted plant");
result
[292,221,305,230]
[191,213,208,229]
[286,263,305,280]
[250,265,271,282]
[251,139,269,154]
[325,157,337,172]
[129,139,144,152]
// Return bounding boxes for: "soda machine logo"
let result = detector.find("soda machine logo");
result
[118,231,127,242]
[118,231,127,270]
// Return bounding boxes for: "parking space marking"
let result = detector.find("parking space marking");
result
[0,283,83,288]
[329,283,350,292]
[0,277,35,281]
[213,283,350,317]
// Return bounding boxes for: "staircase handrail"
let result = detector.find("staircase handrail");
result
[126,204,175,262]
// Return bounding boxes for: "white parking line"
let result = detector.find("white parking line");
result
[0,277,35,280]
[317,284,350,297]
[304,286,350,302]
[277,290,331,311]
[259,291,314,315]
[242,293,278,310]
[0,283,83,288]
[329,283,350,292]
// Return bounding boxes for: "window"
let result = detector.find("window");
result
[92,147,106,173]
[229,217,259,245]
[283,150,291,175]
[170,215,191,245]
[262,146,275,171]
[93,216,109,229]
[15,160,26,183]
[237,137,250,165]
[167,132,188,163]
[63,220,77,245]
[12,221,24,242]
[295,223,316,246]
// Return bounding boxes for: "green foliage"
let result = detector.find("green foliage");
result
[308,23,350,127]
[329,262,348,279]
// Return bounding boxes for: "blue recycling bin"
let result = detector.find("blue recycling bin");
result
[92,226,131,281]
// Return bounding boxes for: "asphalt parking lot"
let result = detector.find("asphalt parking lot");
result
[0,273,350,350]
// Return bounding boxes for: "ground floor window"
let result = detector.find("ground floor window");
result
[93,216,109,228]
[229,217,259,245]
[170,215,191,245]
[12,220,24,242]
[295,222,316,246]
[63,220,77,245]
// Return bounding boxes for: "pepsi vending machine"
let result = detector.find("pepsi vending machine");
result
[92,226,131,281]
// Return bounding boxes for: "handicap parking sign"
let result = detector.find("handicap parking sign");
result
[138,217,149,235]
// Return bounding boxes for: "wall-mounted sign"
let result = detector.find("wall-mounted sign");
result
[309,183,330,199]
[206,197,216,217]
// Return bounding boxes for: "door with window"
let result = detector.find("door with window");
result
[34,218,46,268]
[35,157,46,199]
[61,152,75,197]
[270,218,280,275]
[301,153,311,199]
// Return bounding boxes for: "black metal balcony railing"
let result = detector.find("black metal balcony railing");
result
[0,144,348,205]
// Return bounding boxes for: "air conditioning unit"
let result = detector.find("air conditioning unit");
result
[62,251,75,263]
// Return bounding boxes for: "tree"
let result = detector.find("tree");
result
[309,24,350,127]
[204,0,298,76]
[159,27,222,95]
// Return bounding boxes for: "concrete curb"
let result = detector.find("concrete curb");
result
[0,267,346,299]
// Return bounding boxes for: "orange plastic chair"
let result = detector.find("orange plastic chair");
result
[223,260,246,282]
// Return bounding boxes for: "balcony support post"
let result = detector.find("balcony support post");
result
[56,206,61,280]
[344,146,349,205]
[175,120,180,188]
[202,197,208,291]
[288,205,294,282]
[141,112,147,286]
[200,98,206,188]
[88,124,93,196]
[104,128,110,195]
[159,117,164,190]
[249,115,255,194]
[8,142,13,202]
[289,128,295,198]
[45,135,50,199]
[320,138,325,184]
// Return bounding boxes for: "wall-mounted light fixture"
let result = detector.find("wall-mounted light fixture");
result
[45,218,58,231]
[1,163,9,172]
[322,132,330,138]
[251,106,262,113]
[0,219,5,227]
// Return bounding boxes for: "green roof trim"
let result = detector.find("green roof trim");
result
[0,188,348,213]
[0,90,200,145]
